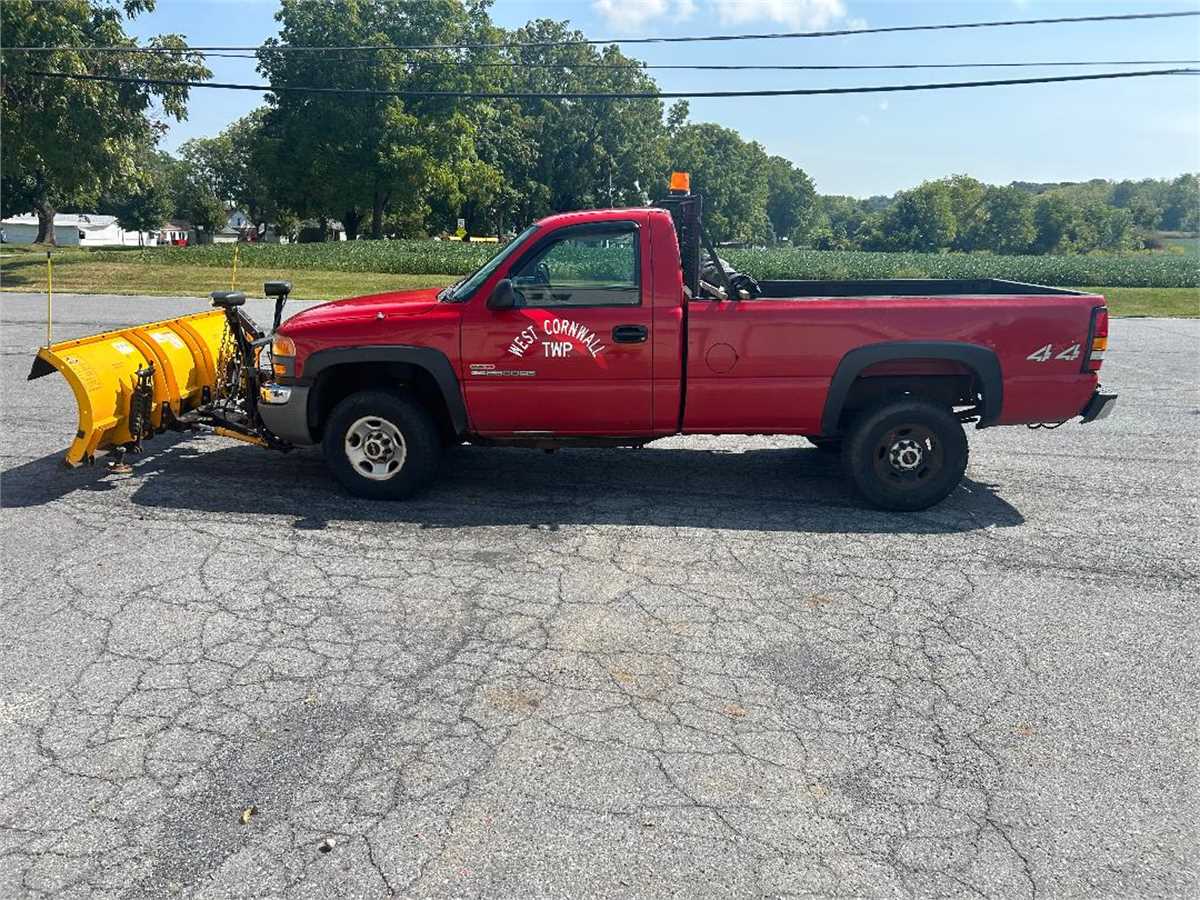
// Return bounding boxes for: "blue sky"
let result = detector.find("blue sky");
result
[128,0,1200,197]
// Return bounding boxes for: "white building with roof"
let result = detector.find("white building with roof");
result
[0,213,159,247]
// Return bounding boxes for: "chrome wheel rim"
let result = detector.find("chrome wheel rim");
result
[344,416,407,481]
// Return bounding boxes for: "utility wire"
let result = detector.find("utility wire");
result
[8,9,1199,52]
[30,67,1199,99]
[131,52,1200,70]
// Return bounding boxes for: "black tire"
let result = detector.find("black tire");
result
[322,390,441,500]
[804,436,843,454]
[841,399,968,511]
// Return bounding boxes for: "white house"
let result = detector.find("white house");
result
[1,214,80,246]
[207,208,254,244]
[158,221,193,245]
[0,213,158,247]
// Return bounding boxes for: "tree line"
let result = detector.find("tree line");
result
[3,0,1197,254]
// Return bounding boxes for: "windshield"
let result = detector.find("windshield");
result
[443,224,539,302]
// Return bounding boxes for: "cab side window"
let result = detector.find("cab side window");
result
[510,224,640,307]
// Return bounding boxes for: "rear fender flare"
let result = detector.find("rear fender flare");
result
[302,346,468,436]
[820,341,1002,435]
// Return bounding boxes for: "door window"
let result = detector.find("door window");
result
[510,225,640,307]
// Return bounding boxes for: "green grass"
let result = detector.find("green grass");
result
[1161,236,1199,256]
[3,244,1195,315]
[85,240,1200,288]
[1076,286,1199,317]
[1,246,451,301]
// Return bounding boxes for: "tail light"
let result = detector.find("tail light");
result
[1084,306,1108,373]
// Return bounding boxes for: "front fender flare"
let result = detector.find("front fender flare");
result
[820,341,1002,435]
[301,346,468,436]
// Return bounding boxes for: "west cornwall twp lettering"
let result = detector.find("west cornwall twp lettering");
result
[508,317,606,359]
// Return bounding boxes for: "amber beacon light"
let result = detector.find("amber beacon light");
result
[668,171,691,195]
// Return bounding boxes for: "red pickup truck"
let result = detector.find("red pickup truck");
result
[248,185,1114,511]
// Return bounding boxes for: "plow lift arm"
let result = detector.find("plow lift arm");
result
[28,283,293,467]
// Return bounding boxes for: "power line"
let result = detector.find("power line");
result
[8,9,1199,53]
[30,67,1199,99]
[121,52,1200,71]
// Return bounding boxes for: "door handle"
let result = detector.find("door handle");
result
[612,324,648,343]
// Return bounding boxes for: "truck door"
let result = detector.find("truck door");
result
[461,219,654,435]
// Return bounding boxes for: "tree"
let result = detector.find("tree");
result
[1032,192,1136,254]
[97,150,175,242]
[0,0,209,244]
[667,100,689,133]
[1161,174,1200,232]
[870,180,957,252]
[764,156,817,245]
[811,195,871,250]
[479,20,667,227]
[258,0,499,239]
[1033,194,1076,253]
[974,186,1034,254]
[943,175,987,251]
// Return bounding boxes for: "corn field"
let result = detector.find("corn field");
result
[98,240,1200,288]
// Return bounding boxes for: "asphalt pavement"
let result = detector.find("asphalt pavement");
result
[1,293,1196,898]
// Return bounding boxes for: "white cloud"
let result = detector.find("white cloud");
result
[593,0,697,30]
[711,0,848,28]
[593,0,858,31]
[878,100,889,112]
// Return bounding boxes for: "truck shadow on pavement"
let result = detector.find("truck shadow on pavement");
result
[3,437,1024,534]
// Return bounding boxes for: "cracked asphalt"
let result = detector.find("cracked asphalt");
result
[1,293,1196,899]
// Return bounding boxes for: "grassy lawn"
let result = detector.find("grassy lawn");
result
[1077,286,1199,317]
[0,246,452,301]
[3,244,1196,315]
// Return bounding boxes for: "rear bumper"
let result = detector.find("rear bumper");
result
[1079,390,1118,423]
[257,383,314,445]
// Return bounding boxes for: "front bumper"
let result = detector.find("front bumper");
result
[257,383,314,445]
[1079,390,1118,424]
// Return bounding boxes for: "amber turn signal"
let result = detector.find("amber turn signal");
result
[271,335,296,358]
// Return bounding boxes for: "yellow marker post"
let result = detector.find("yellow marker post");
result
[45,251,53,346]
[230,242,240,290]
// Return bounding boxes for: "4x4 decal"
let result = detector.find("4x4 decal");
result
[1026,342,1081,362]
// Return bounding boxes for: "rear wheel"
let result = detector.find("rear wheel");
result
[841,399,968,511]
[322,390,440,500]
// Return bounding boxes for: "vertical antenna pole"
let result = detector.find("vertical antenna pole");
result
[45,250,53,346]
[230,242,239,291]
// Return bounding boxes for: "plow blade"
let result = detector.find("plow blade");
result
[28,309,228,466]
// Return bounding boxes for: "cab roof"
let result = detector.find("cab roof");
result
[532,207,672,231]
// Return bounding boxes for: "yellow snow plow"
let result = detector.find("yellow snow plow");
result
[29,284,295,466]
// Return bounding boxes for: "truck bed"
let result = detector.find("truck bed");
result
[754,278,1086,299]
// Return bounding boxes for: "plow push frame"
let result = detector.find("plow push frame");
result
[28,282,296,467]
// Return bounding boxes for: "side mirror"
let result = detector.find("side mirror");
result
[487,278,518,310]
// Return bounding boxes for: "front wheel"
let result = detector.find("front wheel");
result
[841,399,968,511]
[322,391,440,500]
